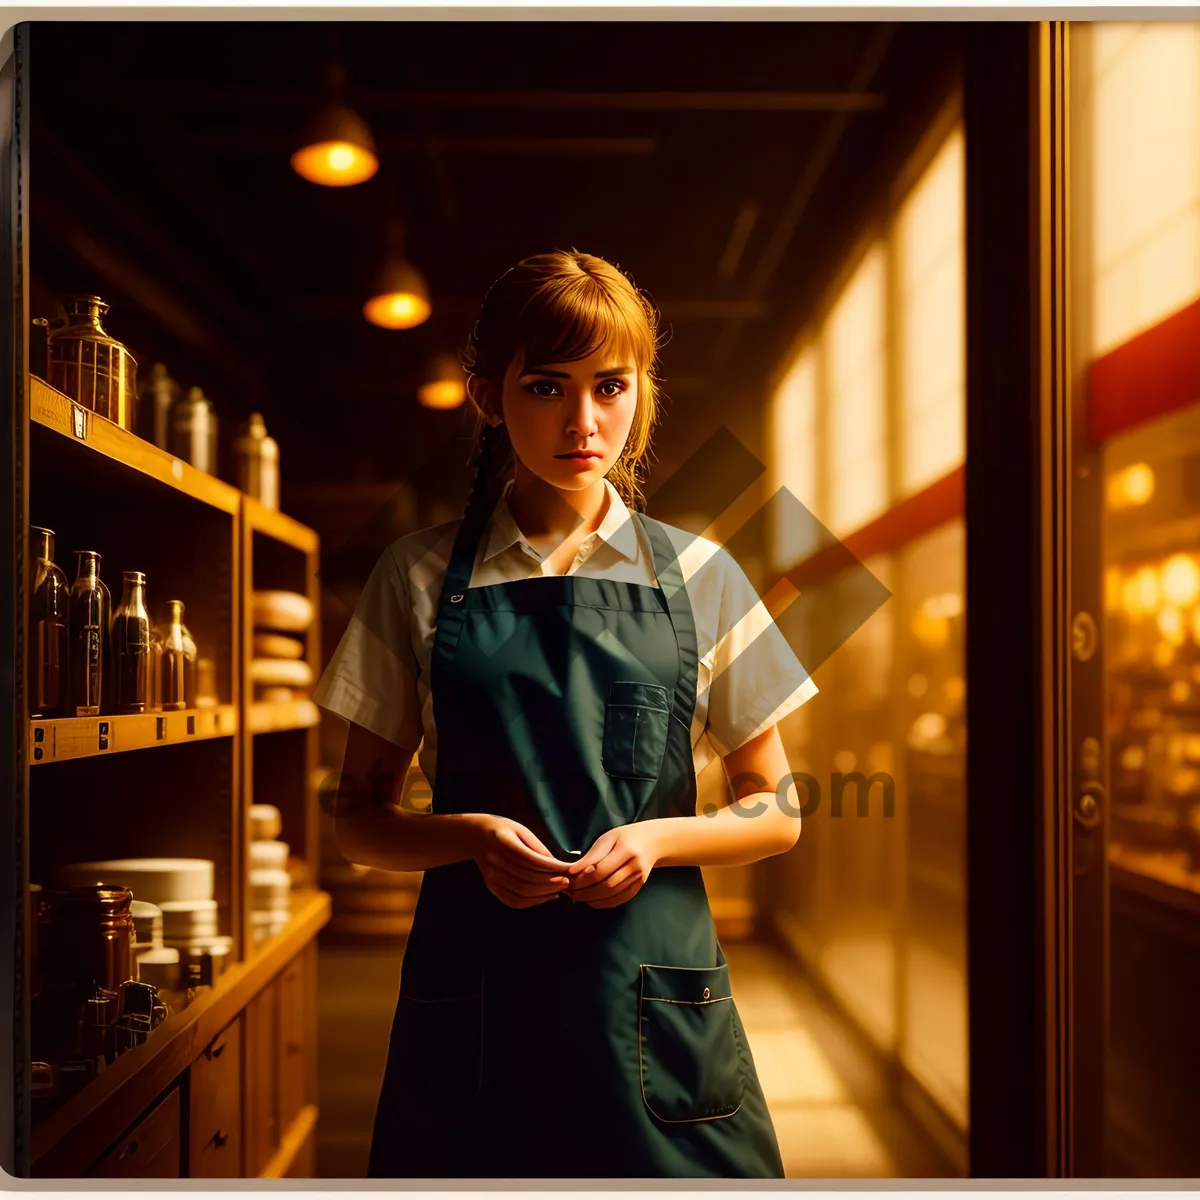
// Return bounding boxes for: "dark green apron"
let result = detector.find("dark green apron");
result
[367,493,785,1179]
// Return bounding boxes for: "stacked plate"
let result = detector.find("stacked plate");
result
[131,899,164,951]
[251,804,282,842]
[248,805,292,943]
[53,858,215,908]
[159,898,219,945]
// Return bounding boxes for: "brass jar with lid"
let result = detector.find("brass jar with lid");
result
[40,884,135,999]
[43,295,139,431]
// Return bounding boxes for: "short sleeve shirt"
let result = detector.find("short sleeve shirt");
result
[313,477,817,788]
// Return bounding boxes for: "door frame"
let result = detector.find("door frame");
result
[963,20,1086,1178]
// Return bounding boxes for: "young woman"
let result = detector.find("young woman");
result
[313,250,818,1180]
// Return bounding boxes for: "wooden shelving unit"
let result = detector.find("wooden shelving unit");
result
[21,377,330,1178]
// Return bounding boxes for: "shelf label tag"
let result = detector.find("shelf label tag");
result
[71,404,87,440]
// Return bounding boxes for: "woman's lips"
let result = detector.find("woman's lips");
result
[556,452,601,460]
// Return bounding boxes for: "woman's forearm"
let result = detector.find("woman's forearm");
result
[334,783,490,873]
[331,758,489,873]
[643,792,800,869]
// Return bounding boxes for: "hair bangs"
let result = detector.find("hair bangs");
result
[515,277,653,375]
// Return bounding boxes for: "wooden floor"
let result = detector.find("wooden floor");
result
[314,936,955,1180]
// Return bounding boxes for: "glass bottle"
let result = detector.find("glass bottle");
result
[30,527,70,718]
[146,626,162,712]
[157,600,197,711]
[234,413,280,510]
[68,551,109,717]
[111,571,151,714]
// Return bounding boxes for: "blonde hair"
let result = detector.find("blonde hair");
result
[457,249,665,517]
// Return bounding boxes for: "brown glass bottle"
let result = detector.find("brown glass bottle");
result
[68,551,109,717]
[30,527,69,718]
[157,600,196,712]
[111,571,151,714]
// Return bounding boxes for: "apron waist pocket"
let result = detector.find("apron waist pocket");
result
[637,962,745,1124]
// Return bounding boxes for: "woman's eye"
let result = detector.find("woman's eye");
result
[526,382,561,398]
[597,380,626,398]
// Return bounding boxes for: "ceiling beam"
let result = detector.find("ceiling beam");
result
[63,88,886,113]
[185,133,659,157]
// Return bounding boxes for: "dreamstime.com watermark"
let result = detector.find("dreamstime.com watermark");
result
[317,767,897,821]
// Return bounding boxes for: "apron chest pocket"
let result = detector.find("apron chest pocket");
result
[601,680,671,780]
[390,988,484,1109]
[638,963,745,1123]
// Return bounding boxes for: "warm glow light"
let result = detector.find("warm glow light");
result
[896,125,965,495]
[1106,462,1156,509]
[362,291,432,330]
[418,379,466,410]
[1135,565,1162,613]
[1087,24,1200,358]
[1161,553,1200,607]
[290,140,379,187]
[1158,605,1185,645]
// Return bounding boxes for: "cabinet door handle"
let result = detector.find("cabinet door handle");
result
[116,1138,139,1161]
[209,1129,229,1151]
[207,1040,227,1060]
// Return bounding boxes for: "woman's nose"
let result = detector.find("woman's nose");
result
[565,392,599,437]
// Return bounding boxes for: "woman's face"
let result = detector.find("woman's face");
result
[493,345,639,493]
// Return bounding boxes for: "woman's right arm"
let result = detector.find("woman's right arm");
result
[332,722,573,907]
[332,721,487,872]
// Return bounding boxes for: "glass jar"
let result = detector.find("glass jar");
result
[46,295,138,432]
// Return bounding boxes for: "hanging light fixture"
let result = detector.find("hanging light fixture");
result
[291,64,379,188]
[364,217,431,330]
[418,353,467,410]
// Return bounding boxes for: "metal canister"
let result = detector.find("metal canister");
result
[43,296,139,432]
[41,885,135,997]
[234,412,279,510]
[170,387,219,476]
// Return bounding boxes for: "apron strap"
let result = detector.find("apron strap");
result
[431,491,500,677]
[636,512,700,736]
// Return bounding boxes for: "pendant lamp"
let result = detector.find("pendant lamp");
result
[291,64,379,188]
[364,219,431,330]
[418,353,467,410]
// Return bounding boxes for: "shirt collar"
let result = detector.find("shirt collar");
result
[481,476,641,564]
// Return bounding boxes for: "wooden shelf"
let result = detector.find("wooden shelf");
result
[248,700,320,735]
[244,495,319,555]
[31,889,331,1177]
[30,706,237,764]
[30,376,242,516]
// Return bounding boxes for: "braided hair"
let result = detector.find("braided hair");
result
[456,249,664,522]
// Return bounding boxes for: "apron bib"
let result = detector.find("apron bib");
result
[367,495,785,1179]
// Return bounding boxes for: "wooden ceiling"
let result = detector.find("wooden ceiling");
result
[28,19,962,505]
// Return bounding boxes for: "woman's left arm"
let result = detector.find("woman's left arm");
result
[650,722,800,868]
[565,724,799,905]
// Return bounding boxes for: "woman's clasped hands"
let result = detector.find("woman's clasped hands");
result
[472,816,659,910]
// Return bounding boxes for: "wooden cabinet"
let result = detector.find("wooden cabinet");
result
[88,1088,181,1179]
[277,948,309,1134]
[189,1017,243,1178]
[243,981,279,1176]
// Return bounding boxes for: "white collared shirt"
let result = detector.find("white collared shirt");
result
[313,477,817,789]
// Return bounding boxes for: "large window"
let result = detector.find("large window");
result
[826,242,888,538]
[1084,23,1200,358]
[895,126,966,497]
